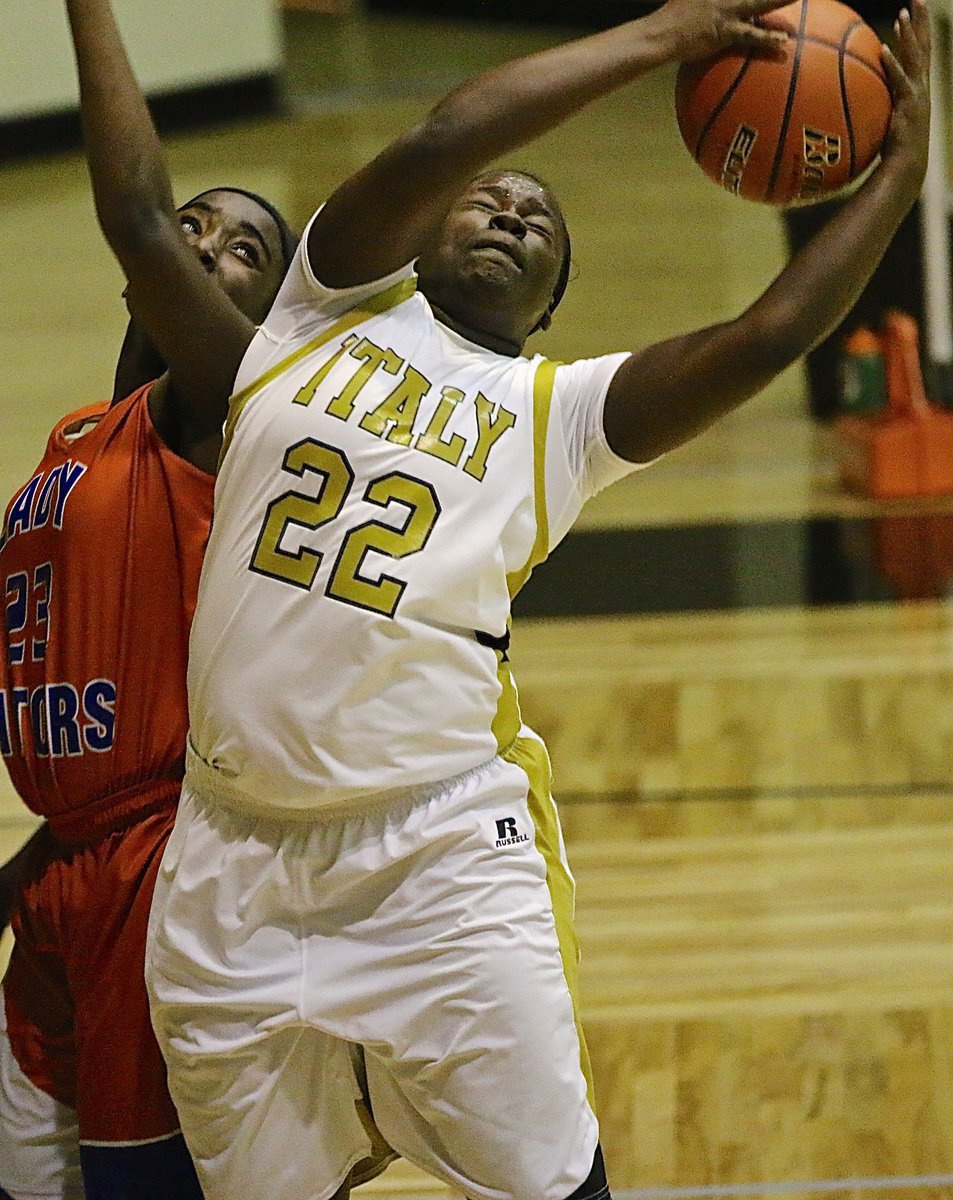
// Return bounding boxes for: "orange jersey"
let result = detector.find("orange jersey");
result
[0,386,213,842]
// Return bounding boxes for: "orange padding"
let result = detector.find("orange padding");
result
[835,311,953,499]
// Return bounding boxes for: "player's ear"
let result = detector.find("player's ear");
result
[538,309,553,333]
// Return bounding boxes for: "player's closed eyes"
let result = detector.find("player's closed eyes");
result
[471,198,554,239]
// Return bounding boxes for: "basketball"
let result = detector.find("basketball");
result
[675,0,893,205]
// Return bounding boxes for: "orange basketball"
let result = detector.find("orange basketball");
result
[675,0,892,205]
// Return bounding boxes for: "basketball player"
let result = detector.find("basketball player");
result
[143,2,931,1200]
[0,0,298,1194]
[0,319,165,932]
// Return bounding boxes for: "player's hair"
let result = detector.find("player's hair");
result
[180,188,299,270]
[519,173,573,317]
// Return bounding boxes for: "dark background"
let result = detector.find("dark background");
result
[366,0,900,28]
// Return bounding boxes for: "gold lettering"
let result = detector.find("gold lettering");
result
[326,339,404,421]
[463,393,517,481]
[293,335,360,407]
[359,366,432,445]
[414,386,467,467]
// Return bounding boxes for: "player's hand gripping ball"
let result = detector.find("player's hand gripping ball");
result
[675,0,892,205]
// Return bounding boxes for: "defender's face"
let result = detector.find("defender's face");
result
[417,172,567,341]
[177,190,286,324]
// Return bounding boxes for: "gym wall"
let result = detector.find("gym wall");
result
[0,0,282,151]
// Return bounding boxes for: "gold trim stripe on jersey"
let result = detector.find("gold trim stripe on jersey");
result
[220,277,418,466]
[492,358,560,754]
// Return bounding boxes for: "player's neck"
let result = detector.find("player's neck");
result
[428,302,524,358]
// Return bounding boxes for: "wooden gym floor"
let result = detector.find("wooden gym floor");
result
[2,7,953,1197]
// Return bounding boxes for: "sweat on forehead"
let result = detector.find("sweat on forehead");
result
[473,170,558,204]
[472,171,569,241]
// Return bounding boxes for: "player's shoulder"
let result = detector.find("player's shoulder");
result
[48,382,161,455]
[45,400,112,456]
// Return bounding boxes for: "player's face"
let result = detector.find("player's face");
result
[416,172,567,345]
[177,190,286,323]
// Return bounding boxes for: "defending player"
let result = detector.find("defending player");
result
[0,1,297,1194]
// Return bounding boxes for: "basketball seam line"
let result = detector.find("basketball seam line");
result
[839,20,860,177]
[799,31,890,89]
[692,55,753,162]
[765,0,810,201]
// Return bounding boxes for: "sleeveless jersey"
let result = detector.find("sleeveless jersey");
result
[0,386,214,842]
[188,215,640,812]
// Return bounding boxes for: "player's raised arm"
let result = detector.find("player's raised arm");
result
[307,0,791,289]
[602,0,931,464]
[62,0,278,460]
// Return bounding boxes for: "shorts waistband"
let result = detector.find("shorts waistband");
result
[184,742,502,824]
[45,779,180,844]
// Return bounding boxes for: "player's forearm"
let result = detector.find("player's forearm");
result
[743,163,922,367]
[405,0,789,173]
[740,2,929,365]
[605,146,927,464]
[64,0,176,256]
[311,0,787,286]
[314,16,669,283]
[419,18,673,173]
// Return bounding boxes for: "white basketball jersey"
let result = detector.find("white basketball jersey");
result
[187,215,639,811]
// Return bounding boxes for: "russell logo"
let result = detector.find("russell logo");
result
[495,817,530,848]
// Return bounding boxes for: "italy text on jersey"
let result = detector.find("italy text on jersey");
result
[245,332,518,609]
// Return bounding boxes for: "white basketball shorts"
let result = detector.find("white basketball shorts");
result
[0,990,83,1200]
[145,733,598,1200]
